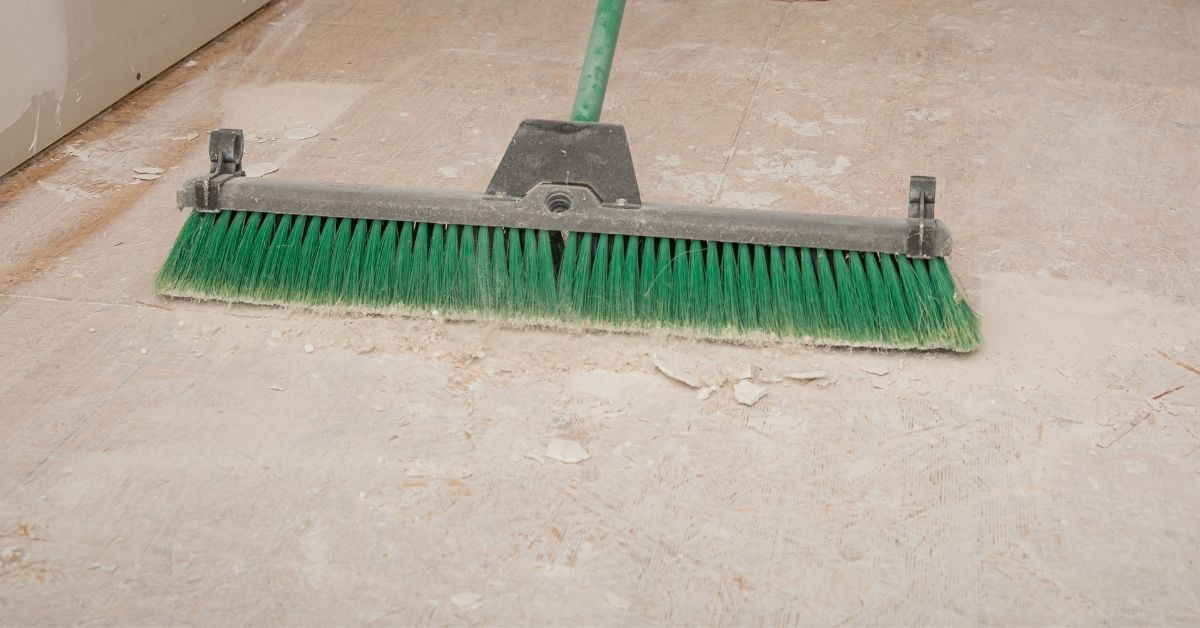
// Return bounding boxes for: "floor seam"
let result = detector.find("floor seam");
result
[709,4,791,205]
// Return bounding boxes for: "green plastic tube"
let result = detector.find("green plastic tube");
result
[570,0,627,123]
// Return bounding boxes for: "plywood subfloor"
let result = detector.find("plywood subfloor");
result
[1,0,1198,624]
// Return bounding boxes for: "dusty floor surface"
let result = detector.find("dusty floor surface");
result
[2,0,1199,625]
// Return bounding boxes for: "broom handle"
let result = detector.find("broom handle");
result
[570,0,627,123]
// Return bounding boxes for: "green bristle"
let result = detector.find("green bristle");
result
[322,218,353,304]
[877,253,913,342]
[490,227,509,311]
[244,213,276,291]
[408,223,430,306]
[830,250,859,338]
[432,224,451,307]
[781,248,806,336]
[835,252,873,341]
[519,229,539,311]
[587,234,610,321]
[669,238,690,326]
[627,236,643,322]
[506,228,526,312]
[297,217,327,302]
[567,233,593,315]
[635,236,655,320]
[275,214,314,301]
[339,218,369,304]
[796,248,822,337]
[359,220,386,305]
[814,249,842,338]
[184,211,231,288]
[851,252,882,340]
[914,259,949,333]
[686,241,707,330]
[767,246,790,335]
[531,230,557,314]
[305,217,338,304]
[271,213,309,302]
[524,229,545,311]
[155,212,205,293]
[929,257,980,351]
[719,241,738,331]
[457,226,479,309]
[472,226,492,311]
[557,232,580,317]
[652,238,672,322]
[391,221,413,305]
[895,255,937,339]
[751,245,771,333]
[622,235,640,321]
[734,243,754,331]
[443,225,462,309]
[607,234,626,322]
[221,212,263,295]
[214,211,252,292]
[258,213,299,301]
[156,211,980,351]
[703,243,722,331]
[198,211,243,294]
[379,220,400,305]
[860,252,895,343]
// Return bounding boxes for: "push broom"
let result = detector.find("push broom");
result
[155,0,981,351]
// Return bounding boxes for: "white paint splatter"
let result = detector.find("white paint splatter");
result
[36,180,95,202]
[764,111,823,137]
[63,145,89,161]
[905,108,953,123]
[28,108,40,151]
[736,150,851,199]
[824,114,865,125]
[718,190,780,208]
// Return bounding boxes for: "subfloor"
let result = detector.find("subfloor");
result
[2,0,1198,624]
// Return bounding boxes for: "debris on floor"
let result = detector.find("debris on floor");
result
[652,353,705,388]
[243,162,279,178]
[449,591,483,608]
[734,380,767,406]
[132,166,164,181]
[729,363,753,381]
[545,439,590,463]
[283,127,319,141]
[786,370,827,381]
[605,591,631,611]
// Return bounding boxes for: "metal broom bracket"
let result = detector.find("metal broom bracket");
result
[188,128,245,213]
[906,175,936,259]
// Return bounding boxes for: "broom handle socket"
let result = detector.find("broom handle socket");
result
[571,0,627,123]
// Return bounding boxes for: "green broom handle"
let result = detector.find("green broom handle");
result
[570,0,627,123]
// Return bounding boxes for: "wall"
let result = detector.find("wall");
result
[0,0,270,176]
